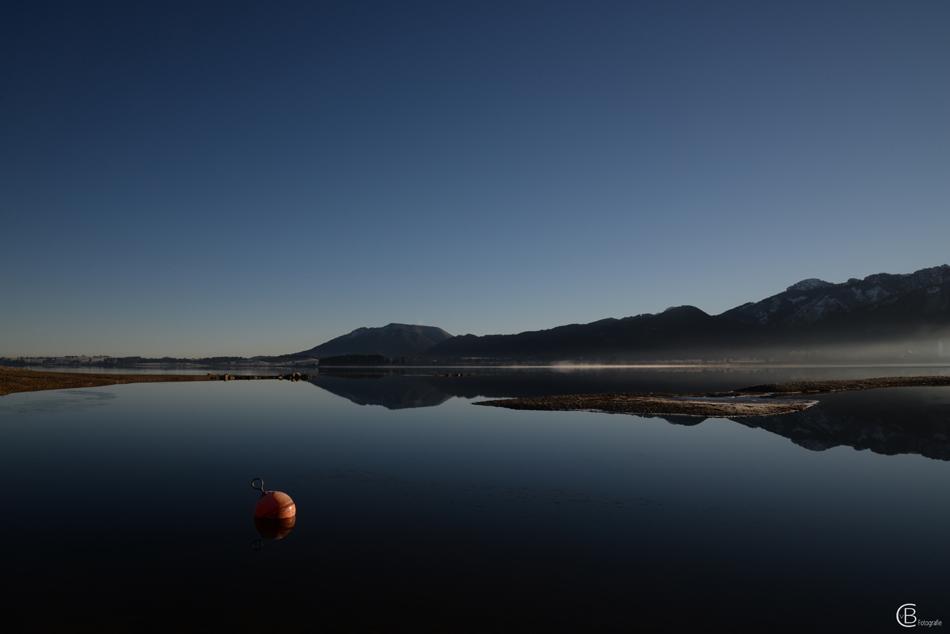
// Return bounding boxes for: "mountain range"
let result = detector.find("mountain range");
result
[294,264,950,363]
[5,265,949,366]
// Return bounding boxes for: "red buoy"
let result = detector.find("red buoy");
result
[251,477,296,520]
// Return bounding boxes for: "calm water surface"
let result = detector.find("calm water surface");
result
[1,367,948,632]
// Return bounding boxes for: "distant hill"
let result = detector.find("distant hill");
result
[427,265,950,362]
[291,323,452,359]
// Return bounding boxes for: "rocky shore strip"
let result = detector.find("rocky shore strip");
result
[0,367,310,396]
[475,394,818,417]
[475,375,950,418]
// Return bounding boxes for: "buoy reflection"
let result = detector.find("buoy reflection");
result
[254,515,296,541]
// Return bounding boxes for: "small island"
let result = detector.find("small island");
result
[475,394,818,417]
[475,375,950,418]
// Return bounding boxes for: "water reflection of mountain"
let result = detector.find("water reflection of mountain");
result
[309,367,767,409]
[625,388,950,461]
[728,388,950,461]
[309,373,452,409]
[309,370,950,460]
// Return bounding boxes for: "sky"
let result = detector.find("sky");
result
[2,1,949,357]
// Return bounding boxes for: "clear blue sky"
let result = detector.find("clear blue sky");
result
[2,1,948,356]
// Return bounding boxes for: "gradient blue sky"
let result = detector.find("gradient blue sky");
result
[2,1,949,356]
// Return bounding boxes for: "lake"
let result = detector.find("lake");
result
[1,366,948,631]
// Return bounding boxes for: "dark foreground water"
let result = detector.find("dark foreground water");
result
[1,366,948,632]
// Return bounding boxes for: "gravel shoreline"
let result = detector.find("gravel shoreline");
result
[0,367,307,396]
[475,394,818,417]
[475,375,950,417]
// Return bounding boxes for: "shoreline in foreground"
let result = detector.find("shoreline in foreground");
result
[0,367,307,397]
